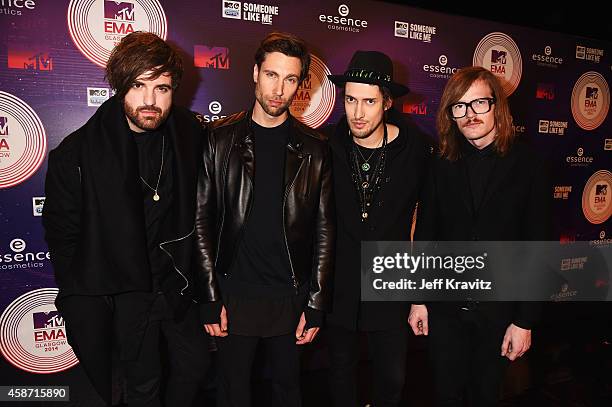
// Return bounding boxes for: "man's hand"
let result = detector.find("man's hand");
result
[501,323,531,361]
[408,304,429,336]
[295,312,319,345]
[204,305,228,337]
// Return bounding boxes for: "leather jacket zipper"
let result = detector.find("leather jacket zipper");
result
[283,157,305,293]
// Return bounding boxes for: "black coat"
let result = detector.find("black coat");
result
[415,139,553,329]
[43,96,206,317]
[326,109,432,331]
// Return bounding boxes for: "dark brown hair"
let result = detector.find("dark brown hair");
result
[436,66,514,161]
[105,31,183,98]
[254,32,311,83]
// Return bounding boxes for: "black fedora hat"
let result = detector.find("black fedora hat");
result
[328,50,410,97]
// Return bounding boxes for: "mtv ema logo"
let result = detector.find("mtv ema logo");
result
[0,92,46,189]
[103,0,135,21]
[194,45,230,70]
[289,54,335,128]
[67,0,167,67]
[8,44,53,71]
[473,32,522,96]
[0,288,78,374]
[582,170,612,225]
[571,71,610,131]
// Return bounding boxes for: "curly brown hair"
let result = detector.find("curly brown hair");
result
[105,31,183,98]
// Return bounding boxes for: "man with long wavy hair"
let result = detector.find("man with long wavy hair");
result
[409,66,551,406]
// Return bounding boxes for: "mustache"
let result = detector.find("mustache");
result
[136,106,162,113]
[463,119,483,127]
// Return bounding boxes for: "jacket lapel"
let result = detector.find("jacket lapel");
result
[166,106,200,235]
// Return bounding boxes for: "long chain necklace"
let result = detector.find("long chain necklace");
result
[140,134,165,202]
[350,124,388,221]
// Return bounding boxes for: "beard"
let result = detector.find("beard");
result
[349,116,384,140]
[254,87,293,118]
[124,102,169,132]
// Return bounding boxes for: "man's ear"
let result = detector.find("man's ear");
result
[383,98,393,111]
[253,64,259,84]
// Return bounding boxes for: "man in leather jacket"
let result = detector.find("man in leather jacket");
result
[195,32,335,407]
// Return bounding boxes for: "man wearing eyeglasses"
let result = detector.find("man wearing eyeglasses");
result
[409,66,552,406]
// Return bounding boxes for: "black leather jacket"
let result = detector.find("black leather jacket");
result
[194,111,335,311]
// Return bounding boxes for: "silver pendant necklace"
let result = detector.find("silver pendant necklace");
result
[354,130,384,172]
[140,134,164,202]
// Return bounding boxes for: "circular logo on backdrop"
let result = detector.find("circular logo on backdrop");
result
[582,170,612,225]
[290,54,336,129]
[473,32,522,96]
[0,288,78,374]
[571,71,609,131]
[67,0,167,67]
[0,92,46,189]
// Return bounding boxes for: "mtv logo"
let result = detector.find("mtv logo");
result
[89,88,108,97]
[402,102,427,115]
[8,47,53,71]
[394,21,409,38]
[32,311,63,329]
[0,117,8,136]
[538,120,550,133]
[87,87,110,107]
[223,0,241,19]
[104,0,135,21]
[586,87,599,99]
[194,45,230,69]
[491,50,507,64]
[32,196,45,216]
[595,184,608,196]
[536,84,555,100]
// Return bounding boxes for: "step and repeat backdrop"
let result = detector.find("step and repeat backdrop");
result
[0,0,610,396]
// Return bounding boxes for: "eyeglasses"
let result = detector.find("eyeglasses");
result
[448,97,496,119]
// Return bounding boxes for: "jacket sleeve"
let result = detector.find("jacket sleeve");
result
[414,155,438,242]
[194,126,222,303]
[513,156,553,329]
[42,144,81,290]
[308,142,336,311]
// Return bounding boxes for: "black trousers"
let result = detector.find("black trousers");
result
[327,325,409,407]
[124,294,210,406]
[428,309,510,407]
[58,294,210,407]
[215,333,301,407]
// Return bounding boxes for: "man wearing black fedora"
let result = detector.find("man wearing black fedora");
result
[324,51,432,406]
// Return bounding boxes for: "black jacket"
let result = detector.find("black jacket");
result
[415,139,553,329]
[42,96,206,317]
[326,109,433,330]
[194,111,335,311]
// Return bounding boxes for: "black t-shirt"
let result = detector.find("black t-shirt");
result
[132,127,173,290]
[231,119,293,290]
